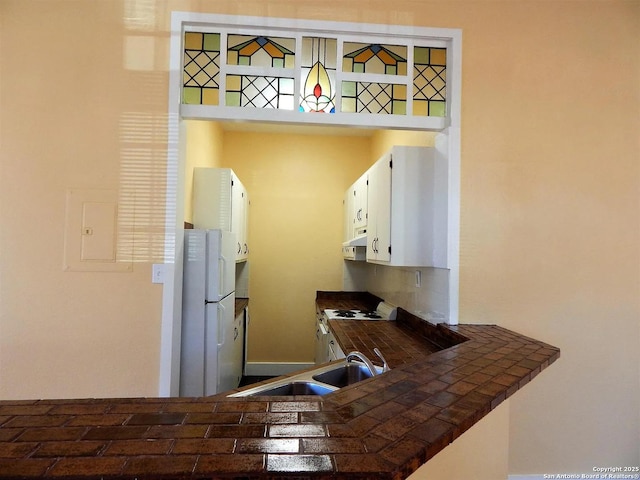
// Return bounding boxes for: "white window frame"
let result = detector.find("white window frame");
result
[159,12,462,396]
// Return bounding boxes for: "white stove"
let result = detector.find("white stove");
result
[324,301,397,321]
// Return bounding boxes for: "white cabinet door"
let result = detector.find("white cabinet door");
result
[343,189,354,243]
[352,172,368,237]
[365,146,448,267]
[343,172,368,243]
[194,168,249,263]
[231,175,249,262]
[366,153,392,263]
[328,332,345,361]
[232,308,246,386]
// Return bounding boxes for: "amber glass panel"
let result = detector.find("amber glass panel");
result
[343,43,407,75]
[227,35,295,68]
[413,46,446,117]
[183,32,220,105]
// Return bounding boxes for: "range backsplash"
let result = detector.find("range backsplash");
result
[343,261,449,323]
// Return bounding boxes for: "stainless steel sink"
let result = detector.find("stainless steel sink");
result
[312,364,374,387]
[228,357,385,398]
[243,381,334,397]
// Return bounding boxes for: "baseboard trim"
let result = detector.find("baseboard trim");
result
[245,362,315,377]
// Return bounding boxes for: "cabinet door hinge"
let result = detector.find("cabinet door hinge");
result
[389,155,393,169]
[388,245,392,254]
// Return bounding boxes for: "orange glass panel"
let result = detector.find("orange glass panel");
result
[184,32,202,50]
[263,43,285,59]
[239,43,261,56]
[353,50,374,63]
[430,48,446,66]
[377,50,395,65]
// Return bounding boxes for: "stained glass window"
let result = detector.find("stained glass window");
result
[181,30,448,121]
[227,35,295,68]
[226,75,295,110]
[300,37,337,113]
[342,82,406,115]
[413,47,447,117]
[183,32,220,105]
[343,43,407,75]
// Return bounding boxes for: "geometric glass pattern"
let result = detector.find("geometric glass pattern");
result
[181,30,447,119]
[343,43,407,75]
[413,47,446,117]
[183,32,220,105]
[300,37,337,113]
[227,35,295,68]
[341,81,406,115]
[226,75,295,110]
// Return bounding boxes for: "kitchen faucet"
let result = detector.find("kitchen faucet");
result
[346,351,380,377]
[373,347,390,372]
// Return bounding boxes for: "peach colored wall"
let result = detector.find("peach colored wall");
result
[0,0,638,477]
[409,401,510,480]
[220,130,371,362]
[0,0,166,399]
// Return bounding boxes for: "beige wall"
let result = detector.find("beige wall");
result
[409,401,510,480]
[0,0,638,477]
[220,129,371,362]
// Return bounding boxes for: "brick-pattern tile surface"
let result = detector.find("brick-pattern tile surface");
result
[0,292,559,479]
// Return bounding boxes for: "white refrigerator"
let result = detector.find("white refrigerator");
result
[180,229,240,396]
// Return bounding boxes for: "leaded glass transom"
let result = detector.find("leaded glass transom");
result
[226,75,295,110]
[300,37,337,113]
[343,43,407,75]
[181,29,448,120]
[183,32,220,105]
[227,35,295,68]
[342,81,406,115]
[413,47,447,117]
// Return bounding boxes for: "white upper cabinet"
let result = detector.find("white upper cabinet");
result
[343,171,368,244]
[366,153,392,263]
[365,146,448,268]
[193,168,250,262]
[352,173,368,238]
[231,176,249,262]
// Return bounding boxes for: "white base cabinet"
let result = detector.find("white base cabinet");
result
[328,331,345,361]
[233,306,247,384]
[193,168,249,262]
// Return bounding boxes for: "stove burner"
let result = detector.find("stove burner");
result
[333,309,357,318]
[359,310,382,319]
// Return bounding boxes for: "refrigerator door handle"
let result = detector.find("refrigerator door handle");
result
[218,257,226,298]
[217,301,226,350]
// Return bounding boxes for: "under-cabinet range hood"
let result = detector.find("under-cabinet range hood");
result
[342,235,366,261]
[343,234,367,247]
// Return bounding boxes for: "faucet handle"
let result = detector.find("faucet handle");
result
[373,348,390,372]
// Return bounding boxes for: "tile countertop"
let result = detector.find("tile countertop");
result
[0,292,560,480]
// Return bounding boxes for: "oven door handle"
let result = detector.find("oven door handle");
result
[319,323,329,335]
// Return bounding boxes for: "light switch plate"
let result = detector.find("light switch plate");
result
[152,264,165,284]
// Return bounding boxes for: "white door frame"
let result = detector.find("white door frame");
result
[158,12,462,396]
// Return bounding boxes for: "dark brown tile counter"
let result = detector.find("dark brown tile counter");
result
[0,293,559,479]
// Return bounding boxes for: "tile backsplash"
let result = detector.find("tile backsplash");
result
[343,262,449,322]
